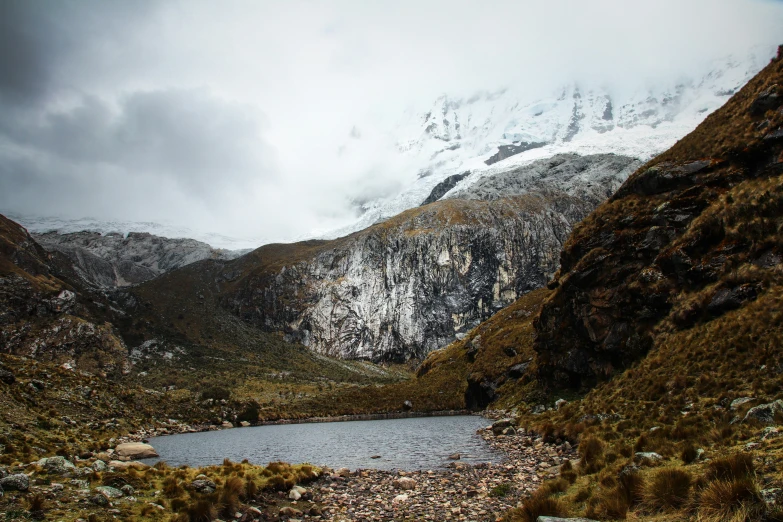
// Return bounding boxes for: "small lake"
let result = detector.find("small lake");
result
[143,415,501,471]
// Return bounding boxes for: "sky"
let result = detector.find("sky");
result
[1,0,782,247]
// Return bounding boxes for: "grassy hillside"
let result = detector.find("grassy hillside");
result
[496,50,783,521]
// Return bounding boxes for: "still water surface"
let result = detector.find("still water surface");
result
[143,415,501,471]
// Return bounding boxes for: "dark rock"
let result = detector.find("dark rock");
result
[484,141,547,166]
[38,456,76,476]
[190,478,217,494]
[507,361,531,379]
[89,493,109,506]
[421,172,470,205]
[0,370,15,385]
[707,284,760,317]
[0,474,30,491]
[743,400,783,425]
[402,400,413,411]
[465,376,498,410]
[749,84,781,116]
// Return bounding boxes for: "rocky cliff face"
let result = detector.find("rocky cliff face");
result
[223,154,639,361]
[0,215,129,375]
[448,153,641,207]
[34,231,241,288]
[534,54,783,388]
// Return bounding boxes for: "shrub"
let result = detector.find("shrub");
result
[698,478,766,522]
[219,476,244,517]
[200,387,230,401]
[26,493,46,517]
[578,436,605,474]
[507,492,568,522]
[617,468,644,507]
[681,443,699,464]
[237,401,260,424]
[490,483,511,497]
[163,476,185,498]
[706,453,755,482]
[183,499,217,522]
[245,479,258,500]
[539,478,569,497]
[643,468,692,512]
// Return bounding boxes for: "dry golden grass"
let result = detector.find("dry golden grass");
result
[643,468,692,513]
[505,491,569,522]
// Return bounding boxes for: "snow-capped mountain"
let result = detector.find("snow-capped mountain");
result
[327,47,773,239]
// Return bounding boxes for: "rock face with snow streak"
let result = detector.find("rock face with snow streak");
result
[34,231,241,288]
[224,154,639,361]
[447,153,641,206]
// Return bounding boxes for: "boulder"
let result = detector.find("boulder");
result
[555,399,567,410]
[120,484,135,496]
[634,452,663,464]
[89,493,109,506]
[762,427,782,440]
[239,421,251,427]
[288,488,301,500]
[492,418,515,435]
[190,478,217,494]
[108,460,149,470]
[0,473,29,491]
[95,486,123,498]
[744,400,783,424]
[221,421,234,429]
[38,456,76,476]
[730,397,755,410]
[0,369,15,385]
[92,460,107,472]
[279,506,303,517]
[114,442,158,460]
[392,476,417,490]
[750,84,781,116]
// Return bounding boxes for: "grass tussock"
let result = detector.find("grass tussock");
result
[706,453,755,482]
[697,478,766,522]
[578,435,605,474]
[506,491,569,522]
[643,467,692,512]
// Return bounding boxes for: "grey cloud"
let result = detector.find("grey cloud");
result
[2,89,274,198]
[0,1,159,106]
[0,0,782,244]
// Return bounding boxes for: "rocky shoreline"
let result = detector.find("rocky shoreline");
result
[275,419,576,521]
[0,414,574,521]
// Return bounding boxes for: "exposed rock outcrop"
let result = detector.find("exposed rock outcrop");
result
[213,154,640,362]
[534,53,783,388]
[225,192,596,361]
[34,231,241,288]
[449,153,641,206]
[0,215,129,374]
[421,171,470,206]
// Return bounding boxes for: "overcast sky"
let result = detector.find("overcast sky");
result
[1,0,782,245]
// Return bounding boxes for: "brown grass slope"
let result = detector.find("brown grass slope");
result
[535,52,783,389]
[500,50,783,522]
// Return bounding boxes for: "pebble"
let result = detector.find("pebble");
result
[308,427,575,521]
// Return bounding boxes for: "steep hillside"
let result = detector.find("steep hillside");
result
[494,48,783,522]
[534,50,783,389]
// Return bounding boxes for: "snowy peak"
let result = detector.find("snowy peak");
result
[327,47,773,241]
